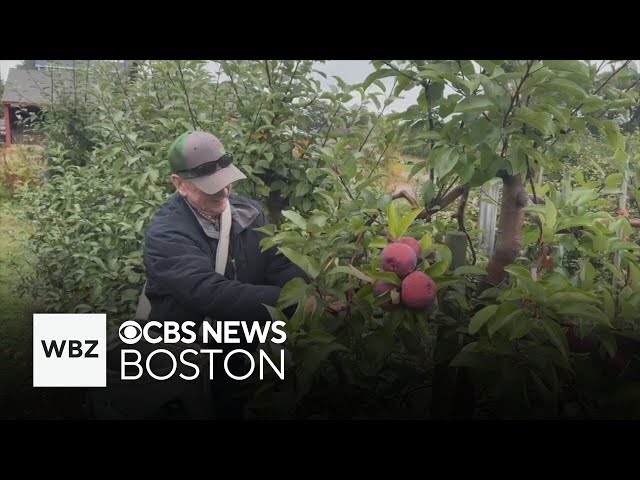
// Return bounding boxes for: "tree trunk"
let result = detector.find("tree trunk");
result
[485,175,529,286]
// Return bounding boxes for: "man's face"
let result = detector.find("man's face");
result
[172,174,232,216]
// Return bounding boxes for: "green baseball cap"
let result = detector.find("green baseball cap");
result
[168,130,246,194]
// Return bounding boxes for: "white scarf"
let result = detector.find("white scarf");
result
[215,203,232,275]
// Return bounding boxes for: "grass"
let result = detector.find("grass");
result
[0,199,85,419]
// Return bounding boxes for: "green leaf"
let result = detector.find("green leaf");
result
[469,120,501,150]
[544,60,590,77]
[430,275,461,290]
[281,210,307,230]
[420,234,432,252]
[426,244,452,273]
[468,304,498,334]
[254,224,276,236]
[417,87,429,112]
[386,201,400,239]
[277,247,321,280]
[539,318,569,359]
[277,277,311,310]
[439,94,461,118]
[449,342,498,370]
[263,305,289,324]
[504,265,533,281]
[454,95,496,113]
[605,262,626,283]
[543,199,557,242]
[342,157,357,180]
[429,146,458,180]
[326,266,354,277]
[369,270,402,286]
[489,309,527,338]
[509,147,527,177]
[394,208,424,240]
[509,313,532,340]
[476,61,498,74]
[408,161,426,180]
[486,302,519,338]
[425,260,449,277]
[556,216,599,232]
[454,265,488,276]
[614,148,629,165]
[569,187,599,207]
[601,287,615,322]
[349,265,374,284]
[605,173,624,189]
[514,107,554,136]
[368,237,388,249]
[538,78,587,98]
[378,194,393,211]
[93,257,106,270]
[361,68,403,89]
[601,120,626,151]
[555,304,612,327]
[547,291,599,306]
[578,259,596,290]
[628,262,640,289]
[285,296,307,332]
[420,180,436,205]
[569,117,587,131]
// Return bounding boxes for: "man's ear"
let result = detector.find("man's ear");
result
[171,174,188,197]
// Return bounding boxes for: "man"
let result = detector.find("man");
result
[142,130,308,418]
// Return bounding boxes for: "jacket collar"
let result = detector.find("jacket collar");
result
[174,194,261,239]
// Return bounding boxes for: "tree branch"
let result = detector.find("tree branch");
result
[625,75,640,93]
[392,188,418,207]
[454,187,476,265]
[332,165,355,202]
[366,143,390,181]
[418,185,466,220]
[322,104,342,148]
[502,60,533,127]
[381,61,419,83]
[284,60,301,98]
[176,61,201,130]
[359,78,396,152]
[264,60,272,88]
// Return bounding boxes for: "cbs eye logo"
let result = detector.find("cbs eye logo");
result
[118,321,143,345]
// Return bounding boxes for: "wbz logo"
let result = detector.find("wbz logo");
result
[33,314,106,387]
[41,339,99,358]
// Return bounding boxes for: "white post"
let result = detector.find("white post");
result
[478,179,501,257]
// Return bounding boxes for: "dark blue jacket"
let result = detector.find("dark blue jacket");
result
[143,193,307,327]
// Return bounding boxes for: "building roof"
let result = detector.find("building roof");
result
[2,68,79,105]
[2,61,133,105]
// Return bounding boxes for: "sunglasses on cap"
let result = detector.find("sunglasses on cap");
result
[174,153,234,179]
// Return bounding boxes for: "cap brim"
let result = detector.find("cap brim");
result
[189,164,247,194]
